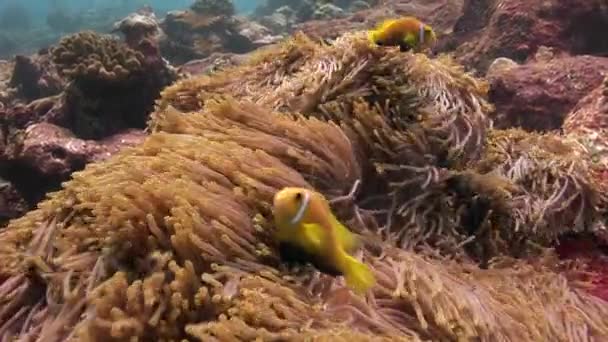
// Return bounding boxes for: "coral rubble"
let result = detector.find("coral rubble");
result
[0,31,607,341]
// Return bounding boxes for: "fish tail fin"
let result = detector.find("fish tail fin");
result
[342,255,375,295]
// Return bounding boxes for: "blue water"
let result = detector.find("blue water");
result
[0,0,265,58]
[2,0,262,27]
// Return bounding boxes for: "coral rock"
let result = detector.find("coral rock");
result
[563,77,608,192]
[8,53,64,102]
[485,57,518,79]
[449,0,608,71]
[16,122,145,178]
[234,17,283,48]
[178,52,248,76]
[112,9,161,49]
[160,8,264,64]
[313,3,346,20]
[0,177,27,227]
[0,59,13,105]
[295,0,464,42]
[489,55,608,132]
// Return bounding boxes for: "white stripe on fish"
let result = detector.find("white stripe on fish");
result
[290,191,311,226]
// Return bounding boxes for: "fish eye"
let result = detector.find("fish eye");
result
[294,192,302,202]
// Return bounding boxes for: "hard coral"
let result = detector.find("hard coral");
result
[48,31,175,140]
[1,31,608,342]
[51,31,144,84]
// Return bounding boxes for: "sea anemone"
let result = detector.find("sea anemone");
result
[1,31,607,341]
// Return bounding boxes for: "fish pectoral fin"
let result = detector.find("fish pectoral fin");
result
[400,33,416,51]
[342,255,375,295]
[301,223,324,251]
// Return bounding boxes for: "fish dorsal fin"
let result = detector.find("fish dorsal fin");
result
[376,18,397,31]
[290,191,311,226]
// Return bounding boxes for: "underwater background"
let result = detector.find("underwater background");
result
[1,0,608,341]
[0,0,263,57]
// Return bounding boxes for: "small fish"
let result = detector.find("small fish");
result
[272,187,376,294]
[368,16,437,52]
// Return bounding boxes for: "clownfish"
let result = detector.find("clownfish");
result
[368,16,437,52]
[272,187,375,295]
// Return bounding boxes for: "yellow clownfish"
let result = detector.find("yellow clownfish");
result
[368,16,437,52]
[272,187,375,295]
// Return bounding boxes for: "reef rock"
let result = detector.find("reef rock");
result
[8,53,64,102]
[0,29,176,221]
[10,123,144,179]
[0,177,27,226]
[112,6,163,50]
[485,57,518,79]
[488,55,608,132]
[160,2,274,65]
[0,60,13,105]
[448,0,608,72]
[178,52,249,76]
[295,0,464,42]
[563,77,608,171]
[313,3,346,20]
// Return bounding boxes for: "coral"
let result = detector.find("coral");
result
[51,31,145,84]
[1,30,608,341]
[488,55,608,132]
[48,30,176,140]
